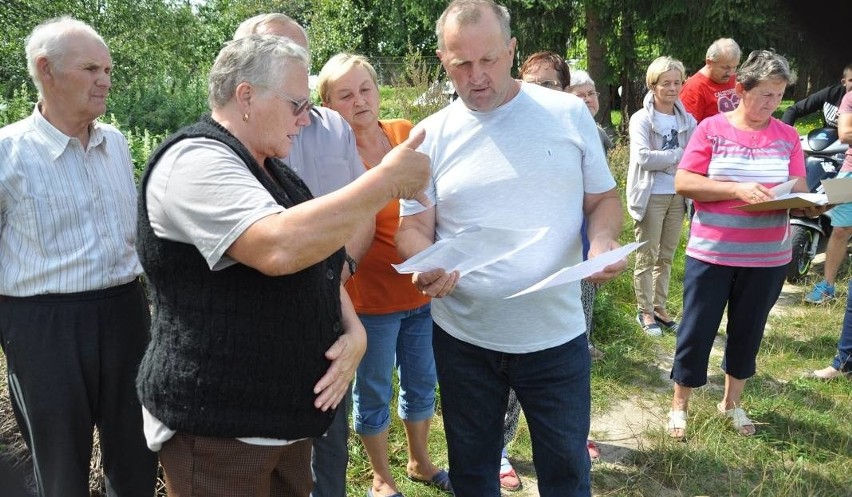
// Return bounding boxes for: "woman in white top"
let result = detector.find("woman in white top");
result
[627,57,697,336]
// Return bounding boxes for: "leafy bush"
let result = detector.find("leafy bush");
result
[108,75,209,135]
[378,44,450,124]
[103,115,167,179]
[0,84,36,126]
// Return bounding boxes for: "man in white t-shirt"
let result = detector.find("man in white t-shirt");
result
[396,1,626,496]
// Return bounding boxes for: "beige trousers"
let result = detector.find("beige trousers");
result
[633,193,686,315]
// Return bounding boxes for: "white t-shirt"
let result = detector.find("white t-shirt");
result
[650,112,678,194]
[401,83,616,353]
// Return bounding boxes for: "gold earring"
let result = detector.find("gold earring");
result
[242,113,249,122]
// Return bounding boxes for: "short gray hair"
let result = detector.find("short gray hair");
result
[436,0,511,51]
[25,16,107,97]
[736,49,797,91]
[207,35,308,109]
[706,38,741,62]
[233,13,308,48]
[567,69,595,89]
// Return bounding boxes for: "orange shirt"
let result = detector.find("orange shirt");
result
[345,119,431,314]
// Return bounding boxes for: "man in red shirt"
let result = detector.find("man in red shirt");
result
[681,38,741,122]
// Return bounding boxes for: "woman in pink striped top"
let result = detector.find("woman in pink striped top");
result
[665,50,828,439]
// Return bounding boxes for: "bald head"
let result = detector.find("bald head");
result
[233,13,308,50]
[436,0,511,51]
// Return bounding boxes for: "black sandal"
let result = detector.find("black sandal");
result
[653,312,678,331]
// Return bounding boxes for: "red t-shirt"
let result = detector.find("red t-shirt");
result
[681,71,739,123]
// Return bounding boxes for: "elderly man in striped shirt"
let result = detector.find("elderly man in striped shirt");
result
[0,17,156,497]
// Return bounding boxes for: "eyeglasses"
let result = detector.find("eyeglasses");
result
[527,79,563,90]
[262,86,313,116]
[572,90,600,99]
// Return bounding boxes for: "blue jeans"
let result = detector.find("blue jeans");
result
[310,386,350,497]
[352,304,436,435]
[433,324,591,497]
[834,280,852,371]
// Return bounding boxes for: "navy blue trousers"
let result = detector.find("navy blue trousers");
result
[671,257,786,387]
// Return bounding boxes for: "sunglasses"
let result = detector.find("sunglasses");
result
[262,86,313,116]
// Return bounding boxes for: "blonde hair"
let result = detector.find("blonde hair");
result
[645,56,686,90]
[316,53,378,104]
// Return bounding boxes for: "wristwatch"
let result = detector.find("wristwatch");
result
[345,254,357,276]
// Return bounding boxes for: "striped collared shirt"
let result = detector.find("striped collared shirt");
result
[0,106,141,296]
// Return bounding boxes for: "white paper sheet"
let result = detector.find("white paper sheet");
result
[821,177,852,204]
[506,241,645,299]
[393,225,549,277]
[771,179,798,196]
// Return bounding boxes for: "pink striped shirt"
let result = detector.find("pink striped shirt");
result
[680,113,805,267]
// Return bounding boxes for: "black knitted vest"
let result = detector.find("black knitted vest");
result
[136,115,344,439]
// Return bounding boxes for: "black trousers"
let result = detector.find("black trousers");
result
[0,280,157,497]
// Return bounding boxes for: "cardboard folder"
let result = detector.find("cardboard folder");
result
[732,177,852,212]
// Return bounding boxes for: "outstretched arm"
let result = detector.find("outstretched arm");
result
[228,130,429,276]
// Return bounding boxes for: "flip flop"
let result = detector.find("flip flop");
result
[587,439,601,462]
[407,468,453,493]
[499,456,522,491]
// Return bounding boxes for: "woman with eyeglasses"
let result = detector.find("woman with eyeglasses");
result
[567,69,614,152]
[317,53,451,497]
[667,50,826,439]
[136,36,430,496]
[627,57,696,338]
[519,51,570,91]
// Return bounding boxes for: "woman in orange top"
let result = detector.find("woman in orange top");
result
[318,54,450,497]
